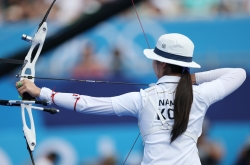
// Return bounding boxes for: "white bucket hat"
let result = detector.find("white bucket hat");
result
[144,33,201,68]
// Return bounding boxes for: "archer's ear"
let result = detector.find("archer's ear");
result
[162,62,167,69]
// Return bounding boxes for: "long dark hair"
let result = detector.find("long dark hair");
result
[163,64,193,143]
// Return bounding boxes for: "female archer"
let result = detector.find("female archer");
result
[16,33,246,165]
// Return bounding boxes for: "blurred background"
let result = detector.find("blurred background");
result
[0,0,250,165]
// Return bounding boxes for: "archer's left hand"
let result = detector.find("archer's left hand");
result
[16,79,41,98]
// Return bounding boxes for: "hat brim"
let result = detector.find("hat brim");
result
[144,49,201,68]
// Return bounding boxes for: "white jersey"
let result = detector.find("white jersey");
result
[39,68,246,165]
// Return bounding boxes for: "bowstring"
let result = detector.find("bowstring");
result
[122,133,141,165]
[122,1,151,164]
[131,0,151,49]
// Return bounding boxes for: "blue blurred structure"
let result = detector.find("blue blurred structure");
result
[0,16,249,165]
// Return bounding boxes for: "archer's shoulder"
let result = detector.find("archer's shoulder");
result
[140,84,157,97]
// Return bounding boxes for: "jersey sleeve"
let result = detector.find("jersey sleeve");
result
[111,91,144,117]
[39,87,116,115]
[195,68,246,106]
[39,87,143,117]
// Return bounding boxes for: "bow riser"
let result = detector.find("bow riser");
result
[20,22,48,152]
[20,22,47,81]
[21,104,36,151]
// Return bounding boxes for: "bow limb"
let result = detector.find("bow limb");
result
[20,22,47,153]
